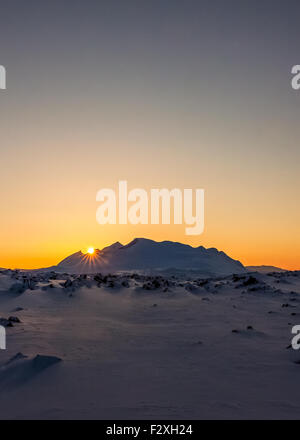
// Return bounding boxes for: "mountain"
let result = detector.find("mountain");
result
[52,238,246,276]
[246,265,287,273]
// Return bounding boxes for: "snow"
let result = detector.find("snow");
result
[246,265,287,273]
[0,268,300,419]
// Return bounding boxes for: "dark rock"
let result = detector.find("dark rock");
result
[8,316,21,323]
[5,352,27,365]
[121,280,129,288]
[243,276,259,286]
[32,354,62,371]
[0,318,13,327]
[63,279,73,288]
[152,279,161,289]
[12,307,24,312]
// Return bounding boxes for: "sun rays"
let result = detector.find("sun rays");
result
[78,247,109,273]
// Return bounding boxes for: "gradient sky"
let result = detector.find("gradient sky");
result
[0,0,299,269]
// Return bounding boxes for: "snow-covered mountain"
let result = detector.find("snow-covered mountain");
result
[53,238,246,275]
[246,265,286,273]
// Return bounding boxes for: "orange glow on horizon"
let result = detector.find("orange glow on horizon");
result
[0,163,299,271]
[0,226,299,272]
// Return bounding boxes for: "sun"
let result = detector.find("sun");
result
[87,247,95,255]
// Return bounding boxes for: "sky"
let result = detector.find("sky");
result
[0,0,299,269]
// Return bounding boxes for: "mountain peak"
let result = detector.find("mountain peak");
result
[101,242,123,252]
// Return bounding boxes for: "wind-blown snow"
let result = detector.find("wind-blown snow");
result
[0,268,300,419]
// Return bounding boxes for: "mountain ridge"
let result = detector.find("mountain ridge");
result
[51,237,246,276]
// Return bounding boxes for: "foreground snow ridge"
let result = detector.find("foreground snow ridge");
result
[0,267,300,419]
